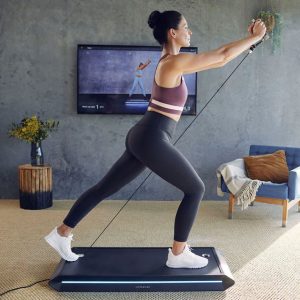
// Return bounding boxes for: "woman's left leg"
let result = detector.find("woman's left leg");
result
[127,130,205,243]
[127,128,208,267]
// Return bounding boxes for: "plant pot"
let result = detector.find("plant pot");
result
[31,141,44,166]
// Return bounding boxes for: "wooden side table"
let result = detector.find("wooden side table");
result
[18,164,53,210]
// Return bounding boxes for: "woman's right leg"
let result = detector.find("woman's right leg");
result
[138,79,146,97]
[129,77,138,96]
[63,149,146,229]
[45,146,146,261]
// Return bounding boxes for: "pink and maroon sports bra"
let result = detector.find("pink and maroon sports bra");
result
[148,54,188,116]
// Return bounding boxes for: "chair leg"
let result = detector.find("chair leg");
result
[282,200,288,227]
[228,194,234,219]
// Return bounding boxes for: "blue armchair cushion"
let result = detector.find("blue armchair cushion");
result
[243,150,289,183]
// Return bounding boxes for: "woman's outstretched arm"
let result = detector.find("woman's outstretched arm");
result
[175,19,266,74]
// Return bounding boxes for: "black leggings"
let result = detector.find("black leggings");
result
[63,111,205,242]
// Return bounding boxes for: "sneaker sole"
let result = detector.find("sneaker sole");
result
[166,261,208,269]
[44,235,79,262]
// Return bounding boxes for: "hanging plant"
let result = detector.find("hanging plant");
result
[256,10,283,54]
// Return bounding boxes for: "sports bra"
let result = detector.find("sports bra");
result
[135,69,142,76]
[148,54,188,116]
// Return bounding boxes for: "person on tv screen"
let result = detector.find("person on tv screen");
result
[129,59,151,98]
[45,10,266,268]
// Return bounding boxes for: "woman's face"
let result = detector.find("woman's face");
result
[172,16,192,47]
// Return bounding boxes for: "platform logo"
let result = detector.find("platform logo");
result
[135,285,151,289]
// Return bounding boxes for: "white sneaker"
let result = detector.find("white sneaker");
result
[44,227,84,262]
[166,244,208,269]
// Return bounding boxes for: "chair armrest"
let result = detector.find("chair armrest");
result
[220,176,230,193]
[288,166,300,200]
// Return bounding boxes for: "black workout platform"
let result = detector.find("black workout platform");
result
[49,247,234,292]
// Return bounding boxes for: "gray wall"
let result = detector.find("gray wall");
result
[1,0,299,201]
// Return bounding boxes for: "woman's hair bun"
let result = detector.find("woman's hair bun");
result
[148,10,161,29]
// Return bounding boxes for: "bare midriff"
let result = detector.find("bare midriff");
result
[147,106,180,122]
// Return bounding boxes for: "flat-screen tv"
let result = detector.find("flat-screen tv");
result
[77,45,198,115]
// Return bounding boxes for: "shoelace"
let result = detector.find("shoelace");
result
[65,235,75,249]
[65,236,80,257]
[185,244,194,252]
[66,236,85,257]
[66,234,74,242]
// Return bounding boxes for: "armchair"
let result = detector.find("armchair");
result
[220,145,300,227]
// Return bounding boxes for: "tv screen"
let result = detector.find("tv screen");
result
[77,45,198,115]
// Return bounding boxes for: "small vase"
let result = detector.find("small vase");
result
[31,141,44,166]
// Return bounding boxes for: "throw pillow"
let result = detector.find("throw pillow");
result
[243,150,289,183]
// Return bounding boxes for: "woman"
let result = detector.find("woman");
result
[45,10,266,268]
[129,59,151,98]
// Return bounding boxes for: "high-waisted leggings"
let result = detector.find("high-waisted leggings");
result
[63,111,205,242]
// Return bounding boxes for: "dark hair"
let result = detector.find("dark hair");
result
[148,10,182,45]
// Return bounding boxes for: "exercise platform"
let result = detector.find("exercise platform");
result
[49,247,234,292]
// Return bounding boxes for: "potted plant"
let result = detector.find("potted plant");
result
[256,10,283,54]
[8,115,59,166]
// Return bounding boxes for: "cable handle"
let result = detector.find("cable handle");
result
[248,18,269,53]
[249,33,269,53]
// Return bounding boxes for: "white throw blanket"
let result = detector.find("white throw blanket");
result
[216,158,263,210]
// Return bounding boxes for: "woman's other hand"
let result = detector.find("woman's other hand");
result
[248,19,266,40]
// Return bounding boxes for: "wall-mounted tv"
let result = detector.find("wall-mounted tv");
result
[77,45,198,115]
